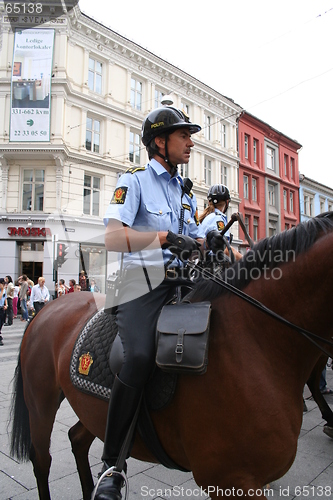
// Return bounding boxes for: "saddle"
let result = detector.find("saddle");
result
[70,308,187,471]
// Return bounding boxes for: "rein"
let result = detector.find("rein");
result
[195,263,333,358]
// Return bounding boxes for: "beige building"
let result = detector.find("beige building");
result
[0,2,242,292]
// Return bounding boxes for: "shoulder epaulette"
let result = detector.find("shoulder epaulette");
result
[188,191,193,199]
[125,166,146,174]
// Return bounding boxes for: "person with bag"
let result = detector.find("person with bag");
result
[95,107,206,500]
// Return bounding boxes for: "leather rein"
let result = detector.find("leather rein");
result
[195,262,333,358]
[196,212,333,358]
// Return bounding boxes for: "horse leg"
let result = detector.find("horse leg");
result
[25,388,64,500]
[68,420,96,500]
[307,355,333,437]
[28,405,59,499]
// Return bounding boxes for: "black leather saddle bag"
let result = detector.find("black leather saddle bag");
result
[155,301,211,375]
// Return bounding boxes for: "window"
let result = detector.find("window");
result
[266,146,275,170]
[154,89,165,108]
[303,193,314,216]
[253,217,258,241]
[304,194,314,217]
[268,183,276,206]
[243,175,249,199]
[83,174,100,216]
[290,158,294,179]
[220,122,226,147]
[204,158,211,185]
[88,57,102,94]
[252,178,257,202]
[204,114,211,140]
[221,164,228,186]
[283,189,287,211]
[320,199,325,213]
[290,192,294,213]
[86,117,100,153]
[328,202,333,211]
[268,219,277,237]
[284,155,288,177]
[22,169,44,211]
[181,102,190,115]
[244,135,249,159]
[129,131,141,164]
[130,78,142,110]
[253,139,257,163]
[180,164,189,177]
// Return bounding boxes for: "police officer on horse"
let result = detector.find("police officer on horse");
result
[95,106,213,500]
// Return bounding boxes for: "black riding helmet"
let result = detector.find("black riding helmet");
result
[208,185,231,213]
[141,106,201,147]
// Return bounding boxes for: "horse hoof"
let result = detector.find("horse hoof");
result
[323,426,333,439]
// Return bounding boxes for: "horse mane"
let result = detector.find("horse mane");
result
[191,211,333,302]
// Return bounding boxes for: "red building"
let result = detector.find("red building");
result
[237,111,302,246]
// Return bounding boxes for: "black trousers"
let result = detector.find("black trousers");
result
[33,302,45,315]
[7,298,13,325]
[115,278,176,389]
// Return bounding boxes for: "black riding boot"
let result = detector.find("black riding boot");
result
[94,375,142,500]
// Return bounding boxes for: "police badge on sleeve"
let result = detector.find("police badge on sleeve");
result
[111,187,128,204]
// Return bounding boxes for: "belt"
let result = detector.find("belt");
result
[123,266,183,279]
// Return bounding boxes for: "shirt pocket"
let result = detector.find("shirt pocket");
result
[144,202,173,231]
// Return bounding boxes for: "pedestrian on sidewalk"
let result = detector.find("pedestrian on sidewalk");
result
[4,276,14,326]
[13,280,20,318]
[30,277,50,315]
[0,278,8,345]
[18,275,29,322]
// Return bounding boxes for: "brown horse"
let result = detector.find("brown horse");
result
[10,214,333,499]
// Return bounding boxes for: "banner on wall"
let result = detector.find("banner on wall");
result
[10,28,55,142]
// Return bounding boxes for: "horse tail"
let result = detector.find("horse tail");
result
[9,350,32,461]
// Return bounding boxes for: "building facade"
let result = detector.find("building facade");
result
[0,2,242,292]
[299,174,333,222]
[237,111,302,247]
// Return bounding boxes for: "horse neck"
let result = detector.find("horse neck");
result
[215,232,333,383]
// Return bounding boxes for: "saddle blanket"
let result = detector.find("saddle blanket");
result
[69,308,177,412]
[69,308,190,472]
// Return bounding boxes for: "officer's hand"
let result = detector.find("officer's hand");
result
[165,231,201,262]
[206,230,226,253]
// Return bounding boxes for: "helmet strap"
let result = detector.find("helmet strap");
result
[223,199,230,214]
[155,135,178,177]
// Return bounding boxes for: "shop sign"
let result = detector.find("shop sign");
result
[7,227,52,237]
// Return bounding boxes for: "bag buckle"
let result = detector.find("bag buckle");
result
[175,328,185,363]
[175,343,183,355]
[165,268,178,279]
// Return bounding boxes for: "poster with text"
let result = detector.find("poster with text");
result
[10,28,55,142]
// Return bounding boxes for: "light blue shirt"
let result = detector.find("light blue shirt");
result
[201,208,230,240]
[30,284,50,303]
[104,159,204,269]
[0,289,6,307]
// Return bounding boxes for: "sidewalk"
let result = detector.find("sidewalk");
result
[1,318,333,499]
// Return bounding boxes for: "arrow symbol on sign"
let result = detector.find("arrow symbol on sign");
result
[27,119,34,126]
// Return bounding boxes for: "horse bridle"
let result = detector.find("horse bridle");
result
[194,262,333,358]
[197,210,333,357]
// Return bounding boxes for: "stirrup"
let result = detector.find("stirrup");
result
[91,465,129,500]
